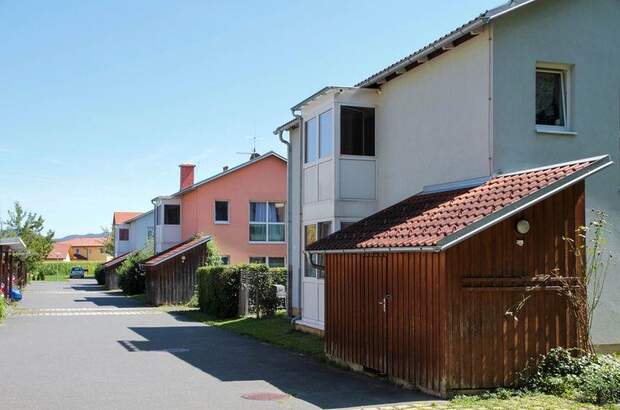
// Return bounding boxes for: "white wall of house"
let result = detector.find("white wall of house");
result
[154,198,182,253]
[289,126,302,314]
[288,29,494,330]
[114,223,131,257]
[128,211,154,253]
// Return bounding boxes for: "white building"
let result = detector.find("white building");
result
[275,0,620,351]
[113,210,154,257]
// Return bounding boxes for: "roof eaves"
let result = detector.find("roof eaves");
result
[171,151,286,197]
[123,209,154,224]
[290,86,360,113]
[143,235,211,267]
[273,117,301,135]
[355,0,539,88]
[435,155,613,251]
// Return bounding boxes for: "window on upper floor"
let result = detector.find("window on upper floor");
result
[249,202,285,242]
[304,109,333,163]
[341,106,375,156]
[164,205,180,225]
[536,65,571,132]
[214,200,229,223]
[119,228,129,241]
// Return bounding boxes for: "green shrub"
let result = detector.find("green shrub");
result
[579,354,620,404]
[94,264,105,285]
[246,264,279,318]
[521,347,620,405]
[0,294,6,321]
[117,251,148,295]
[269,267,287,286]
[197,265,241,318]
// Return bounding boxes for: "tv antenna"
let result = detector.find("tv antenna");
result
[236,136,263,160]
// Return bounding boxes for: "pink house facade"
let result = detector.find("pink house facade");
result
[152,152,287,267]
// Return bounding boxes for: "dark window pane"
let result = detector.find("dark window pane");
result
[536,70,565,126]
[119,228,129,241]
[268,224,285,242]
[268,257,285,268]
[250,224,266,241]
[305,117,318,163]
[215,201,229,222]
[341,106,375,156]
[250,202,266,222]
[220,256,230,265]
[249,256,266,264]
[317,221,331,240]
[268,202,285,222]
[164,205,180,225]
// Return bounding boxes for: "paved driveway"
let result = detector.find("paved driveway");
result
[0,280,435,410]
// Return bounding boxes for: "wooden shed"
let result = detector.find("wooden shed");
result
[101,252,131,290]
[0,237,28,297]
[142,235,210,306]
[306,156,612,398]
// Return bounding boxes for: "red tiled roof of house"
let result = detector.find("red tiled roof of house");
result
[59,237,106,247]
[102,252,131,270]
[142,235,211,267]
[47,242,71,260]
[307,157,611,252]
[113,212,142,225]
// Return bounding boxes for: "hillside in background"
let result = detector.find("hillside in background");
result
[55,233,107,242]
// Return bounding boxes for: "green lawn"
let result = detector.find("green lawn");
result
[176,310,325,361]
[448,392,612,409]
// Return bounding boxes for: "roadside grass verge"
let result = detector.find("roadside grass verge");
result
[174,309,325,361]
[449,391,611,409]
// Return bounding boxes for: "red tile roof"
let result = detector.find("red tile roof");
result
[113,212,142,225]
[307,157,610,252]
[59,237,106,247]
[47,242,71,260]
[142,236,210,267]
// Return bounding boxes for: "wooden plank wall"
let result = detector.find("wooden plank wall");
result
[145,245,208,306]
[445,182,584,392]
[325,251,448,395]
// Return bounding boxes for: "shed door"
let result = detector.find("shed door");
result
[363,254,388,373]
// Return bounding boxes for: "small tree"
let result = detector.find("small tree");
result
[507,210,613,353]
[1,201,54,273]
[101,225,115,257]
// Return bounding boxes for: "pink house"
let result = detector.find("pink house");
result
[152,152,287,267]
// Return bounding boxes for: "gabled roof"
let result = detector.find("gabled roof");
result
[58,237,106,247]
[142,235,211,267]
[113,212,142,225]
[307,155,613,254]
[47,242,71,260]
[123,210,153,225]
[356,0,537,88]
[169,151,286,198]
[102,252,131,270]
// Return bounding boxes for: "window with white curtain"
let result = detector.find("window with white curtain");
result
[249,202,285,242]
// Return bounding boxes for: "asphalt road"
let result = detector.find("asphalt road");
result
[0,279,434,410]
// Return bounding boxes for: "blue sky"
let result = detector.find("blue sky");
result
[0,0,500,237]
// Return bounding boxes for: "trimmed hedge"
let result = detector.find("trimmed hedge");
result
[197,265,241,318]
[33,261,101,279]
[94,264,105,285]
[197,264,287,319]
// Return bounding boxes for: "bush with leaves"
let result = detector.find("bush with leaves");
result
[117,247,153,295]
[197,265,241,318]
[244,264,280,318]
[0,294,6,322]
[94,264,105,285]
[520,347,620,404]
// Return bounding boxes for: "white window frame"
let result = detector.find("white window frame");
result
[339,104,377,158]
[304,109,333,165]
[214,200,230,224]
[303,220,332,280]
[249,256,286,267]
[248,201,286,243]
[535,63,574,135]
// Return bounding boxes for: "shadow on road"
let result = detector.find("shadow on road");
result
[74,293,144,308]
[66,284,105,292]
[119,325,433,409]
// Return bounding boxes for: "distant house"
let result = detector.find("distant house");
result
[152,152,287,266]
[47,237,108,262]
[112,211,154,257]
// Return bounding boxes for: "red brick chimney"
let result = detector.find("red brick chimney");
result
[179,164,196,190]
